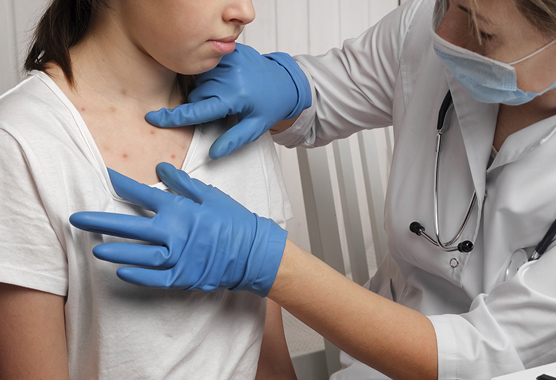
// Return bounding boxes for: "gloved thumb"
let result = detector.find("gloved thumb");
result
[156,162,209,204]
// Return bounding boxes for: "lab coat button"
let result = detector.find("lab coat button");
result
[450,258,459,268]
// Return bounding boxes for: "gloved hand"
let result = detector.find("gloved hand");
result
[145,43,312,160]
[69,163,288,297]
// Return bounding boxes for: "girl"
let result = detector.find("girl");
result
[70,0,556,378]
[0,0,296,379]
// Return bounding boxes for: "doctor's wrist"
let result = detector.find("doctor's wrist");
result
[266,239,320,303]
[263,52,312,119]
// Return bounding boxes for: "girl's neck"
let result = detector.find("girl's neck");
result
[64,11,184,112]
[43,9,195,186]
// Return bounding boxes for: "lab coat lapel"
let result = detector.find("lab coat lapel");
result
[447,74,498,208]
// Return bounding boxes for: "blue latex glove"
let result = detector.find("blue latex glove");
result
[145,43,312,160]
[69,163,288,297]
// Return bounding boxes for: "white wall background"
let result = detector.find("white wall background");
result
[0,0,402,376]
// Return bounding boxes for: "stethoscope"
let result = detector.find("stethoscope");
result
[503,219,556,281]
[409,91,475,253]
[409,91,556,279]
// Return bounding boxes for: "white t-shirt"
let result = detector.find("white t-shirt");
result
[0,71,292,380]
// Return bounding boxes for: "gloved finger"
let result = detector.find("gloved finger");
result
[209,118,268,160]
[116,266,192,289]
[188,73,228,98]
[70,212,162,244]
[145,98,230,128]
[190,73,224,91]
[93,243,176,268]
[156,162,209,204]
[108,168,176,213]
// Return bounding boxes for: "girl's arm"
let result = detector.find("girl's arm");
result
[0,283,69,380]
[269,241,438,380]
[256,300,297,380]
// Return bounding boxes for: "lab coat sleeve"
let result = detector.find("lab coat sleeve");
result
[429,248,556,379]
[273,0,426,149]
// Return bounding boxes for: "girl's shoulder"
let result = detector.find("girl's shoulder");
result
[0,71,81,147]
[0,71,74,131]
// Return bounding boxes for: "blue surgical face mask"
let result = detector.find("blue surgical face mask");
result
[432,2,556,106]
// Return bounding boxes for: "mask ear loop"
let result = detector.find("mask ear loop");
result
[509,39,556,65]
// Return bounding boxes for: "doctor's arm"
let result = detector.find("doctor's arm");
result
[275,240,556,379]
[270,240,438,380]
[426,249,556,379]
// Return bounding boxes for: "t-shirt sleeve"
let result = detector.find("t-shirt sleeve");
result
[264,135,294,230]
[0,129,68,296]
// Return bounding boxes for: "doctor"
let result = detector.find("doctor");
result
[70,0,556,378]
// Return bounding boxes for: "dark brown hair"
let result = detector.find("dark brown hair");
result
[25,0,193,98]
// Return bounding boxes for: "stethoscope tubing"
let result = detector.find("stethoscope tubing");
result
[433,126,478,249]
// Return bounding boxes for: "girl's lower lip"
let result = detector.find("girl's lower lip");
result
[210,40,236,54]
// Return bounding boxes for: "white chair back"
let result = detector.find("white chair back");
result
[290,127,393,376]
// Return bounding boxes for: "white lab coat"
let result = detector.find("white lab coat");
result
[273,0,556,378]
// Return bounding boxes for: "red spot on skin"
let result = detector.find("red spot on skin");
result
[150,130,156,135]
[122,153,129,159]
[110,107,116,112]
[81,107,86,112]
[171,154,176,159]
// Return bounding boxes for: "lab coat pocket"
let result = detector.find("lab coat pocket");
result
[369,253,410,304]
